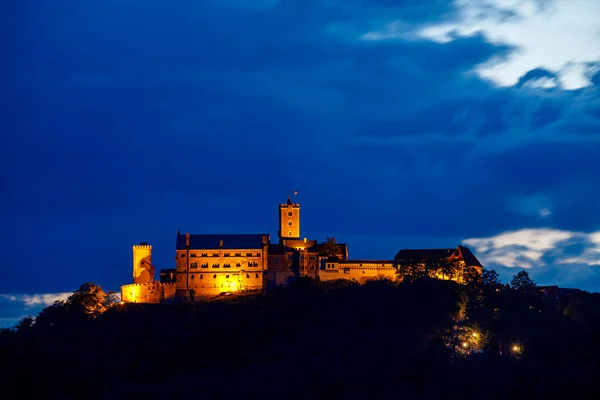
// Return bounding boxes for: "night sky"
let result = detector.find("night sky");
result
[2,0,599,327]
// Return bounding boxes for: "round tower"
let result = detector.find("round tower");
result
[133,242,154,284]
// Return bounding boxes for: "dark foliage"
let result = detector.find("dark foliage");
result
[2,277,600,399]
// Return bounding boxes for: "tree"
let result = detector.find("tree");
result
[510,270,536,294]
[482,268,501,287]
[65,282,118,318]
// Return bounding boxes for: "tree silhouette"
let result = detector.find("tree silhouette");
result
[323,236,339,257]
[482,268,501,287]
[510,270,536,294]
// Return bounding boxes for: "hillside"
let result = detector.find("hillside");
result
[2,277,600,399]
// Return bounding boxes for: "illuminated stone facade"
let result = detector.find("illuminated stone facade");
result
[120,197,483,303]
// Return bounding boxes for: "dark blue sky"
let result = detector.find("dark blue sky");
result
[1,0,599,325]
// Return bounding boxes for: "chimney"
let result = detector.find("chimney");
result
[185,232,190,248]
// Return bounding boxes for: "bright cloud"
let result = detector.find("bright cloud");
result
[0,292,72,308]
[362,0,600,89]
[463,228,600,269]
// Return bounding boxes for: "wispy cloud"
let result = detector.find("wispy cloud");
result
[362,0,600,89]
[0,293,72,308]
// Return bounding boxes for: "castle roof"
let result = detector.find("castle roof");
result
[176,233,268,250]
[395,245,482,267]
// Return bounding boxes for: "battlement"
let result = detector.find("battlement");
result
[121,281,177,304]
[133,244,152,249]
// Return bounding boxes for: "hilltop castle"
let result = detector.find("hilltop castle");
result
[121,198,483,303]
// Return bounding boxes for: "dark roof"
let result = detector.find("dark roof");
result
[176,233,269,250]
[395,246,483,268]
[457,245,482,267]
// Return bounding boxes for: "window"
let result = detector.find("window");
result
[246,252,252,256]
[213,274,216,278]
[180,253,185,258]
[212,264,219,268]
[255,274,259,278]
[288,254,292,260]
[300,265,304,270]
[190,262,198,268]
[200,274,203,279]
[201,253,207,257]
[235,253,241,256]
[190,253,197,257]
[223,263,231,268]
[224,253,230,257]
[288,211,292,216]
[274,258,279,265]
[288,221,292,226]
[253,261,258,267]
[191,274,195,279]
[288,232,292,236]
[236,263,241,267]
[309,255,316,260]
[212,253,218,257]
[310,265,314,271]
[226,275,229,279]
[201,263,208,268]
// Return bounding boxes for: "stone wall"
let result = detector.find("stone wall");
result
[319,261,398,284]
[121,282,176,304]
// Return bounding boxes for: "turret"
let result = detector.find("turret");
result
[133,242,154,284]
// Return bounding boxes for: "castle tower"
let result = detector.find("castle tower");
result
[279,197,300,241]
[133,242,154,284]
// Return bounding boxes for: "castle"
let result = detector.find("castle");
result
[120,197,483,303]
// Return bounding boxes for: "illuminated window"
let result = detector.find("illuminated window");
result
[223,263,231,268]
[212,264,219,268]
[190,262,198,268]
[201,263,208,268]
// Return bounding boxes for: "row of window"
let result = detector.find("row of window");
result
[186,252,261,258]
[190,262,259,268]
[190,273,260,279]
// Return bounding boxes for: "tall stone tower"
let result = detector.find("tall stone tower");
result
[279,197,300,241]
[133,242,154,284]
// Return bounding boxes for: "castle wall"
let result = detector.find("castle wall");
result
[177,270,265,299]
[319,261,398,284]
[121,282,176,304]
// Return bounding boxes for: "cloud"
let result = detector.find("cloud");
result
[463,229,600,290]
[364,0,600,89]
[0,293,72,307]
[0,292,71,328]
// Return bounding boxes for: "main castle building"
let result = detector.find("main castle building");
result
[121,197,482,303]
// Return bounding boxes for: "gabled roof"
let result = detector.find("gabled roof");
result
[457,245,482,267]
[176,233,268,250]
[395,246,482,267]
